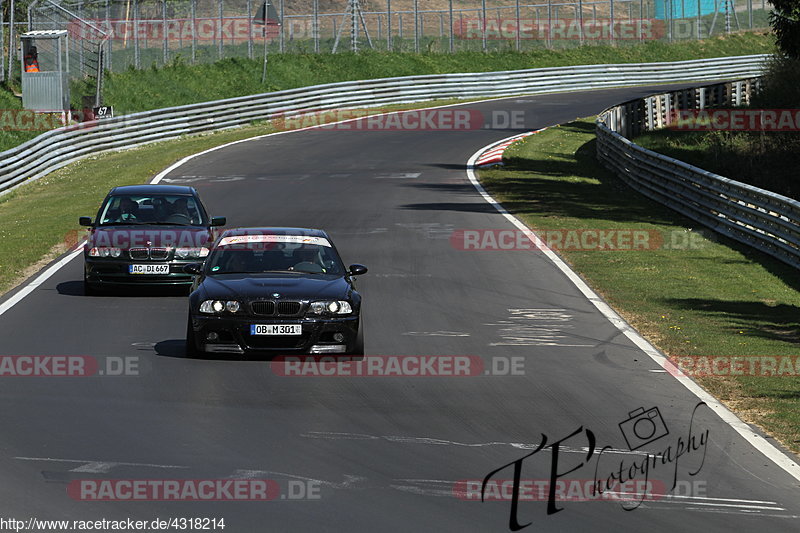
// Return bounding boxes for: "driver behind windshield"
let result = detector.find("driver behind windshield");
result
[117,197,139,222]
[170,198,192,222]
[290,247,325,273]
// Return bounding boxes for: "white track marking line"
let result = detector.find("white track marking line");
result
[70,462,119,473]
[15,457,188,469]
[301,431,645,456]
[465,134,800,483]
[226,469,365,489]
[0,248,83,319]
[402,331,471,337]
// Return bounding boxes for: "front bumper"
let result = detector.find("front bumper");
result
[189,314,360,355]
[84,258,195,286]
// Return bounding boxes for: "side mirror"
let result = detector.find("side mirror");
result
[348,264,368,276]
[210,216,226,227]
[183,263,203,275]
[79,216,93,226]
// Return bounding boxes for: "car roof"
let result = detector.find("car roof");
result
[220,227,329,238]
[108,185,195,196]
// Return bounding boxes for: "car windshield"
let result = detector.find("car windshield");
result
[97,195,207,226]
[206,239,345,276]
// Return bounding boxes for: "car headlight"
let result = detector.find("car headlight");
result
[176,247,210,259]
[88,247,121,258]
[199,300,240,314]
[308,300,353,316]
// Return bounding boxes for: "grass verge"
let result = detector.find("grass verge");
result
[632,129,800,199]
[479,118,800,453]
[99,32,775,114]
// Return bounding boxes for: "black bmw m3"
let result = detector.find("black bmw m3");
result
[185,227,367,357]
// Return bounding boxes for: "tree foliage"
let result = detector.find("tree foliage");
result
[771,0,800,58]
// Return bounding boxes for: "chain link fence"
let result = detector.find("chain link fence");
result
[0,0,775,84]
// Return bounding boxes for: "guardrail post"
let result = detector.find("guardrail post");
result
[664,94,672,127]
[655,95,664,129]
[621,104,630,138]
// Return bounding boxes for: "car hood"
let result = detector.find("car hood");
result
[87,226,212,249]
[199,274,352,301]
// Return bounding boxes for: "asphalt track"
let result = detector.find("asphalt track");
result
[1,84,799,532]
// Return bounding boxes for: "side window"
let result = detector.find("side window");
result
[186,197,201,224]
[100,197,121,224]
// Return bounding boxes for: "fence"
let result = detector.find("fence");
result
[6,0,772,82]
[0,53,767,197]
[596,78,800,270]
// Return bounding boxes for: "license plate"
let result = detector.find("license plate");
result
[251,324,302,336]
[129,264,170,275]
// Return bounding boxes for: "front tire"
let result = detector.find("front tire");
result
[350,323,364,356]
[83,276,100,296]
[185,314,200,358]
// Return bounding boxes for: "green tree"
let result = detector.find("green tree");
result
[770,0,800,58]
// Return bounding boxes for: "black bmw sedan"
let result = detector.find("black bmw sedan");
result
[80,185,226,294]
[185,227,367,357]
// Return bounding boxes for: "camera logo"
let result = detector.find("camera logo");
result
[618,406,669,450]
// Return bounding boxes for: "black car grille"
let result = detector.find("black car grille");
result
[150,247,169,260]
[277,302,302,315]
[128,247,171,260]
[251,301,303,316]
[129,248,149,260]
[251,301,276,315]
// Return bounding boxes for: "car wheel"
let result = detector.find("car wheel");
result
[350,324,364,356]
[83,277,100,296]
[185,314,200,358]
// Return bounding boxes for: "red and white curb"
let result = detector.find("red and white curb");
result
[473,129,546,167]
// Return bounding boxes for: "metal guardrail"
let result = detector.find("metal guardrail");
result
[0,53,768,196]
[596,75,800,270]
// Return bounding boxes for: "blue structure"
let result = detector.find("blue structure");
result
[654,0,717,19]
